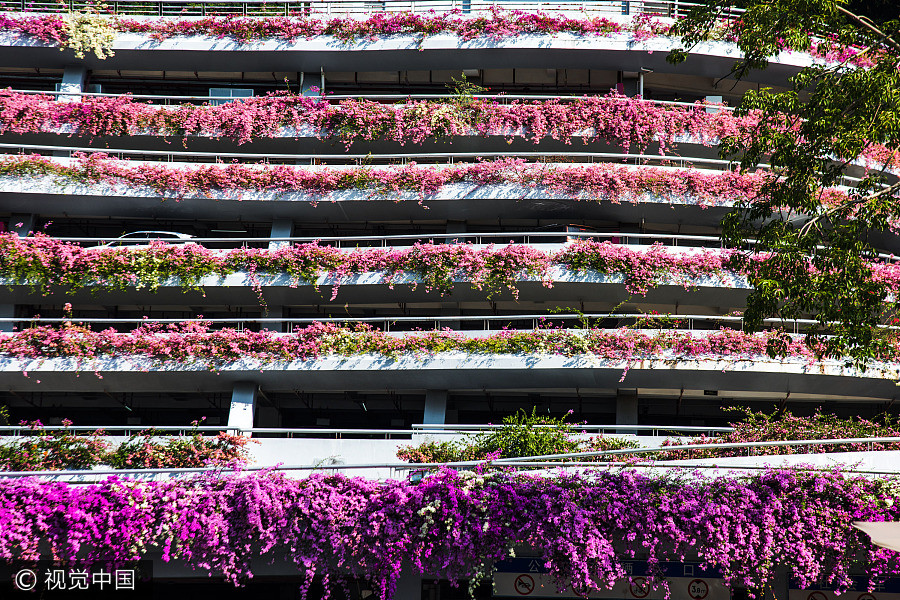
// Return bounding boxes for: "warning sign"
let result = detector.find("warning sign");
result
[689,579,709,600]
[790,576,900,600]
[493,560,729,599]
[515,575,535,596]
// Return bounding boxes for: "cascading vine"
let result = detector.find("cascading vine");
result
[0,9,877,67]
[5,234,900,299]
[0,469,897,597]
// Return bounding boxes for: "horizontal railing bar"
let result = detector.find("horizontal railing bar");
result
[0,144,874,187]
[2,89,735,110]
[0,435,895,479]
[0,142,744,165]
[0,426,239,432]
[0,424,734,435]
[20,232,726,244]
[492,436,900,463]
[0,314,824,325]
[7,0,724,13]
[411,424,735,432]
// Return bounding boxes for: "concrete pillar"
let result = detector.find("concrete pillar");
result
[59,66,88,102]
[423,390,448,424]
[0,304,14,333]
[8,214,34,236]
[300,70,324,96]
[615,388,638,432]
[268,218,294,250]
[227,381,258,433]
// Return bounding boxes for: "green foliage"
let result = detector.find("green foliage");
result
[658,406,900,458]
[668,0,900,364]
[396,408,640,463]
[0,419,252,471]
[469,408,579,459]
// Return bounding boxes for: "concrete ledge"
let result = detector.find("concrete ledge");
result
[1,353,897,398]
[0,32,814,84]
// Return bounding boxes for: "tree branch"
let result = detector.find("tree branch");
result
[835,5,900,54]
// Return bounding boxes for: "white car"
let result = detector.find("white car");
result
[92,231,196,249]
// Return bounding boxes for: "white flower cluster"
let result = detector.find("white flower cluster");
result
[417,498,442,536]
[62,11,117,60]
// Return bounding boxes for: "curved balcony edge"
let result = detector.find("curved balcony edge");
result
[1,354,898,398]
[0,31,816,85]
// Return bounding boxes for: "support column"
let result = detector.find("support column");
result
[59,66,88,102]
[300,70,324,96]
[423,390,448,425]
[227,381,258,433]
[615,388,638,433]
[268,218,294,250]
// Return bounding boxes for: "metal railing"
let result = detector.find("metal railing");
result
[0,142,746,170]
[410,423,735,435]
[4,0,718,20]
[13,228,900,264]
[488,435,900,464]
[2,89,737,111]
[0,143,876,188]
[0,313,839,334]
[19,231,732,248]
[0,435,898,480]
[0,423,734,437]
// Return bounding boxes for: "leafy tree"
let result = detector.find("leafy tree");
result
[668,0,900,363]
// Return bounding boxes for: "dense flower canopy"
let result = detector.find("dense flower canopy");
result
[0,153,773,205]
[0,321,887,366]
[5,234,900,300]
[0,469,897,598]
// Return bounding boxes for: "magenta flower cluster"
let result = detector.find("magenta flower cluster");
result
[0,320,860,366]
[0,469,898,597]
[0,8,875,68]
[6,234,900,299]
[0,153,776,206]
[0,233,752,297]
[0,89,756,149]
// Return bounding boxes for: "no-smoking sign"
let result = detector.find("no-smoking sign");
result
[630,577,651,598]
[514,574,535,596]
[689,579,710,600]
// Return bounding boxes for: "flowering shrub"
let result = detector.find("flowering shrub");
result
[0,8,875,68]
[0,321,882,370]
[0,419,108,471]
[0,89,754,149]
[397,408,639,463]
[6,233,900,300]
[0,420,253,471]
[656,408,900,459]
[0,153,777,206]
[0,469,898,596]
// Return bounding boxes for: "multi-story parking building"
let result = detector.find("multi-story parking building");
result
[0,1,897,598]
